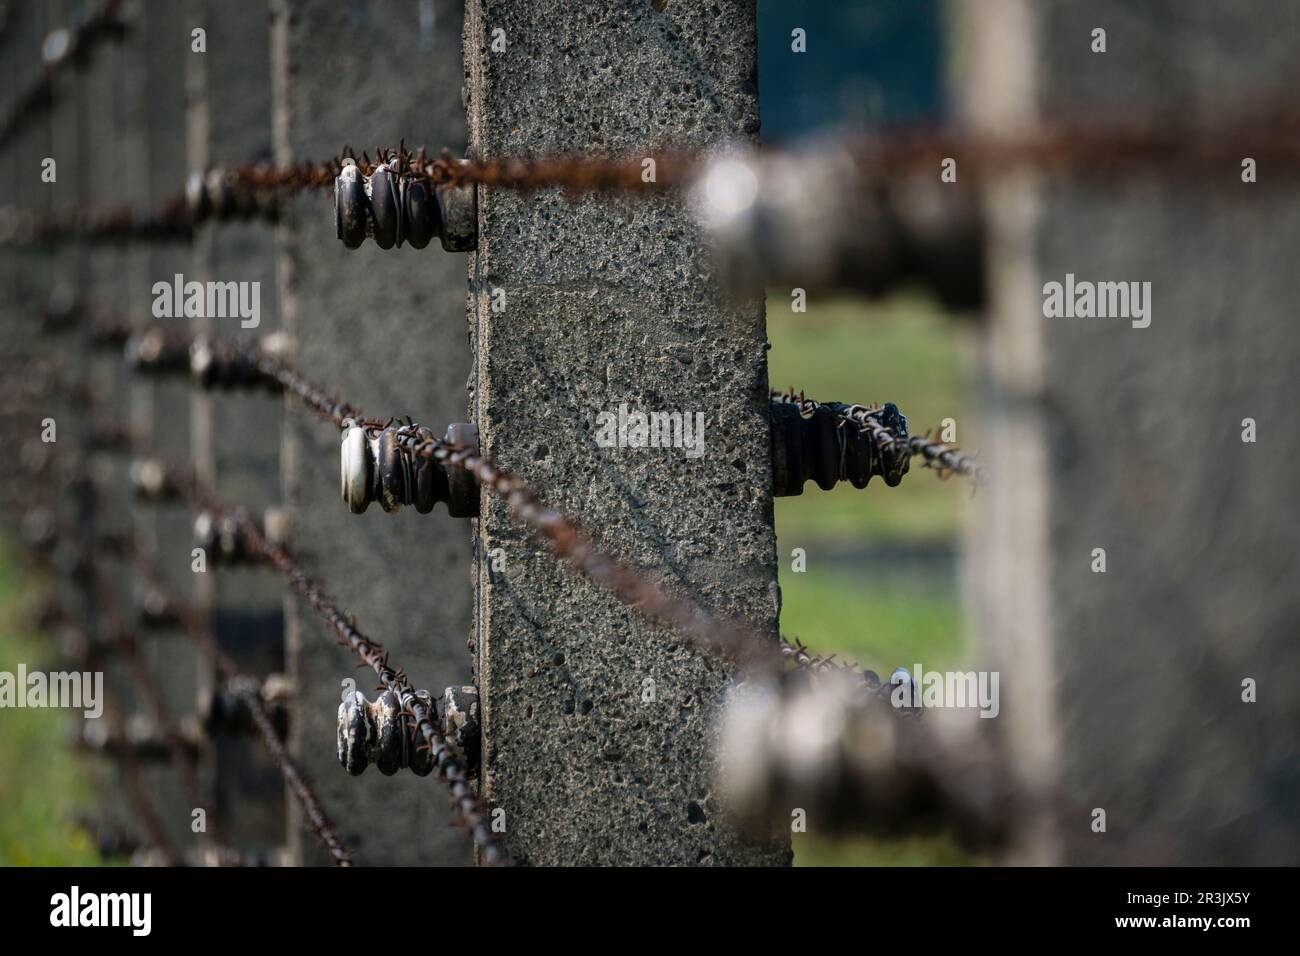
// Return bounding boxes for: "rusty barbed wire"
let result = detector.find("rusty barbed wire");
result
[235,519,508,865]
[84,557,222,851]
[225,142,696,195]
[78,423,500,863]
[0,143,688,246]
[851,106,1300,184]
[40,344,905,772]
[38,429,354,865]
[75,321,977,503]
[132,563,354,867]
[105,333,784,671]
[109,337,845,675]
[83,647,179,867]
[0,195,195,245]
[105,500,350,864]
[243,679,352,863]
[779,634,866,676]
[48,341,867,686]
[906,433,984,484]
[10,100,1298,247]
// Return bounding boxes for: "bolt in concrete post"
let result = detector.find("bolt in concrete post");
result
[464,0,790,865]
[271,0,474,865]
[959,0,1300,864]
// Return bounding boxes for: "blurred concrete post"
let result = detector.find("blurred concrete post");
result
[73,0,150,846]
[0,6,59,529]
[130,0,206,854]
[959,0,1300,864]
[185,0,286,856]
[270,0,474,865]
[463,0,789,865]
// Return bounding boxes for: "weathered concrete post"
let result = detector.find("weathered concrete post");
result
[271,0,474,865]
[463,0,789,865]
[959,0,1300,864]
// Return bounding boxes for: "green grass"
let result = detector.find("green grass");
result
[768,288,972,543]
[778,570,964,673]
[0,546,106,866]
[778,570,976,866]
[766,289,977,866]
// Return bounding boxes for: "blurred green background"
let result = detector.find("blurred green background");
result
[767,289,981,866]
[0,549,110,865]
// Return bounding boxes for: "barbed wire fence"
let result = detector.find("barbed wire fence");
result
[1,0,1288,866]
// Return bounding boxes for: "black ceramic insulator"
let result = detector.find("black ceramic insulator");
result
[770,400,910,497]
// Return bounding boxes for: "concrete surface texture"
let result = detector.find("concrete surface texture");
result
[464,0,790,865]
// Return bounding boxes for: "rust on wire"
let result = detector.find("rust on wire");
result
[227,142,695,194]
[94,424,497,864]
[237,519,510,866]
[128,548,355,867]
[68,430,353,866]
[852,106,1300,185]
[9,101,1300,246]
[85,557,221,850]
[907,433,984,484]
[114,340,804,675]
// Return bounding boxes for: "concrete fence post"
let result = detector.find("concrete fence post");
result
[463,0,790,865]
[185,0,287,856]
[960,0,1300,864]
[76,1,147,845]
[131,0,206,855]
[270,0,474,866]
